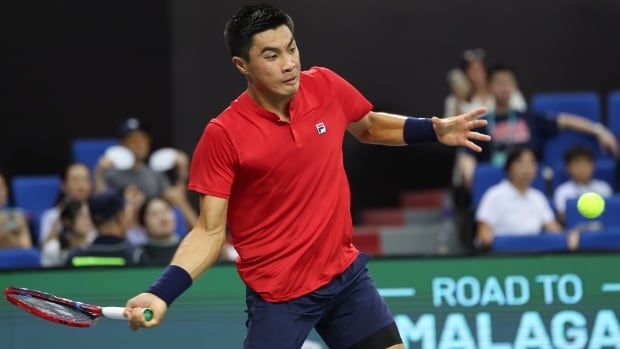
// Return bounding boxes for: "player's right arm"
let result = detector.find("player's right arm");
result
[123,194,228,331]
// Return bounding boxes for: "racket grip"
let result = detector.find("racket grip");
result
[102,307,153,321]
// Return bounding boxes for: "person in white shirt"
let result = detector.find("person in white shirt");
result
[39,163,92,245]
[554,146,613,222]
[476,147,562,247]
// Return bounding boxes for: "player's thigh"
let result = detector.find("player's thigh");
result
[244,288,322,349]
[315,270,402,349]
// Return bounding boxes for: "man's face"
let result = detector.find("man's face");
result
[567,157,594,184]
[239,25,300,99]
[489,71,517,107]
[121,130,151,162]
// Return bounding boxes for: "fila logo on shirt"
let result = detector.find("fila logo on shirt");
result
[315,122,327,135]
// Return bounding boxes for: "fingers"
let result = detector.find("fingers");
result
[467,107,487,120]
[468,131,492,142]
[467,119,488,130]
[464,140,483,153]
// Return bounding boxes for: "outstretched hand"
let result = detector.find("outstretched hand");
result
[432,107,491,152]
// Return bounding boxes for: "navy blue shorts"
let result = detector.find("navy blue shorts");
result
[243,253,400,348]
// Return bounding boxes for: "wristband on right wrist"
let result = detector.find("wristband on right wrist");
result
[147,265,193,306]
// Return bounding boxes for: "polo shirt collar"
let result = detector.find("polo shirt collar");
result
[501,179,531,198]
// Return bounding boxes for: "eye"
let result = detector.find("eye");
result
[290,46,297,53]
[265,54,277,60]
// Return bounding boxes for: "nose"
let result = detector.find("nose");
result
[282,53,296,73]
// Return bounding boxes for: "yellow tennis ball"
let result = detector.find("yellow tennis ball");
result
[577,192,605,219]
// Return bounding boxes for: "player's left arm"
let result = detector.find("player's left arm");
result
[347,107,491,152]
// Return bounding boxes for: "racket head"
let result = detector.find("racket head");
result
[4,287,102,327]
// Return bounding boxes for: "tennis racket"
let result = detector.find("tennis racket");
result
[4,287,153,328]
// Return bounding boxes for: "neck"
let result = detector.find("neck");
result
[96,221,124,238]
[510,181,529,194]
[247,84,292,120]
[495,103,510,115]
[68,233,90,247]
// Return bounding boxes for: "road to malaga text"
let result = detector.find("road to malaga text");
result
[394,274,619,349]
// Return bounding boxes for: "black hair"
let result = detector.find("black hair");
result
[488,64,518,82]
[504,146,537,173]
[138,196,173,228]
[58,199,86,250]
[224,3,294,60]
[564,146,595,165]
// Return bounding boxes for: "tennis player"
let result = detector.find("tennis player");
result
[124,4,490,348]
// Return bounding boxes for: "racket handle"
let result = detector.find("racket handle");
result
[102,307,153,322]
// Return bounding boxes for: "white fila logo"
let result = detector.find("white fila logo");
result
[315,122,327,135]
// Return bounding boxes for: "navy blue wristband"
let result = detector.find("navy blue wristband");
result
[147,265,193,306]
[403,117,438,144]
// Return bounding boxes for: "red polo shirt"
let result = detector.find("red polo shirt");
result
[188,66,373,302]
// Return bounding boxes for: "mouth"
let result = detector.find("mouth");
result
[283,76,298,85]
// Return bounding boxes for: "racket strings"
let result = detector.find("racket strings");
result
[14,293,94,322]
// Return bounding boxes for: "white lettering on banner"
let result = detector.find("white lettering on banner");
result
[476,313,511,349]
[438,314,476,349]
[395,310,620,349]
[536,275,559,305]
[514,312,553,349]
[394,314,436,349]
[551,311,587,349]
[588,310,620,349]
[505,276,529,306]
[432,276,531,307]
[536,274,583,305]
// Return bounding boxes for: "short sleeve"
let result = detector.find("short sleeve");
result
[187,121,238,199]
[553,183,570,214]
[476,189,499,226]
[536,193,556,224]
[316,67,373,123]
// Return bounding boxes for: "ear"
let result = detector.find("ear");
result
[232,56,249,75]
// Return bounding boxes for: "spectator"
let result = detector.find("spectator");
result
[457,65,619,189]
[476,147,562,247]
[66,190,142,266]
[444,49,527,116]
[135,196,180,265]
[41,200,94,267]
[94,118,169,197]
[39,163,93,244]
[0,171,32,249]
[554,146,613,222]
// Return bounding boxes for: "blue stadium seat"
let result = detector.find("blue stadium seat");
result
[552,158,617,192]
[542,131,600,166]
[492,234,568,253]
[0,248,41,270]
[11,175,61,241]
[173,206,188,237]
[531,92,601,122]
[72,138,117,172]
[565,195,620,229]
[579,230,620,251]
[608,90,620,139]
[472,163,547,207]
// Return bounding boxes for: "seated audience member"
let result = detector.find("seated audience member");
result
[457,65,619,189]
[476,147,562,247]
[554,146,613,222]
[444,49,527,116]
[66,190,142,266]
[95,118,169,197]
[0,171,32,248]
[41,200,94,267]
[40,163,92,244]
[135,197,180,265]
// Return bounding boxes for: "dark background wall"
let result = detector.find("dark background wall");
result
[3,0,619,218]
[2,1,170,177]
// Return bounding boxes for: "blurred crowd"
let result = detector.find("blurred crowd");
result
[0,118,237,267]
[445,49,620,252]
